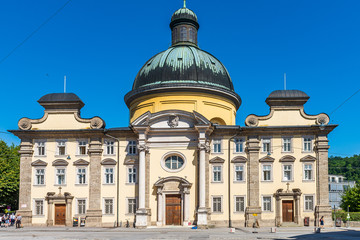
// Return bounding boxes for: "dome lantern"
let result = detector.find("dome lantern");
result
[170,1,199,47]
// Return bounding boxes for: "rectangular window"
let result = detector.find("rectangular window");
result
[262,138,271,153]
[303,137,312,152]
[57,140,66,156]
[128,167,137,183]
[283,137,291,152]
[78,199,86,215]
[104,199,114,214]
[262,165,272,181]
[180,26,187,41]
[128,140,137,155]
[283,165,292,181]
[128,198,137,214]
[77,168,86,184]
[56,168,66,185]
[213,139,221,153]
[235,196,245,212]
[304,196,314,211]
[234,138,244,153]
[212,197,222,212]
[36,141,46,156]
[263,196,271,211]
[304,164,313,180]
[105,140,115,155]
[104,168,114,184]
[35,168,45,185]
[213,166,222,182]
[78,140,87,155]
[35,200,44,215]
[234,165,244,181]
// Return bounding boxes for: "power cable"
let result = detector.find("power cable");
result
[329,88,360,116]
[0,0,72,65]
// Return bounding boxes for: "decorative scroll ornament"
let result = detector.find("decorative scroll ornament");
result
[90,117,105,129]
[245,115,259,127]
[198,142,210,152]
[137,144,149,152]
[167,115,179,128]
[316,114,329,125]
[18,118,32,130]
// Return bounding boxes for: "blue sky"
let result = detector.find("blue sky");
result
[0,0,359,156]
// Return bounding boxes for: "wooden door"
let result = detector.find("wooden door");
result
[282,200,294,222]
[55,204,66,225]
[166,194,181,225]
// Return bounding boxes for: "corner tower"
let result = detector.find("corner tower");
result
[125,2,241,125]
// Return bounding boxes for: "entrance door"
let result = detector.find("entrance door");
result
[55,204,66,225]
[282,200,294,222]
[166,194,181,225]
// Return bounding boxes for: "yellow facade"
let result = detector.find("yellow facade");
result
[129,92,237,125]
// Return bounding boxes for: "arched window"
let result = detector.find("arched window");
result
[165,155,184,170]
[189,27,195,43]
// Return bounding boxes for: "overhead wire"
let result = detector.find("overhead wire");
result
[0,0,73,65]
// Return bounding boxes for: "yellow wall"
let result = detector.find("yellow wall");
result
[129,92,237,125]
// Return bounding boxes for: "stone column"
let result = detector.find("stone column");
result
[86,138,103,227]
[275,195,281,227]
[183,188,190,226]
[65,193,74,227]
[17,139,33,226]
[245,136,262,227]
[197,141,209,227]
[294,194,301,225]
[135,143,148,228]
[314,134,332,227]
[156,188,163,226]
[46,197,54,226]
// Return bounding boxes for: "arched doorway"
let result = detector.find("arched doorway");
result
[154,177,192,226]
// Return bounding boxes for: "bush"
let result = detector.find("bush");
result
[333,210,360,221]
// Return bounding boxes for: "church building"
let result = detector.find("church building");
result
[9,2,336,228]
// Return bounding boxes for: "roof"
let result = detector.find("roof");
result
[170,7,199,29]
[267,90,309,99]
[38,93,83,103]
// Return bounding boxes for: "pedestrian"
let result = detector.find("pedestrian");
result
[320,216,324,229]
[11,213,15,226]
[16,214,22,229]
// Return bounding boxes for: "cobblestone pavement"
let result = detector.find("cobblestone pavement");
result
[0,226,359,239]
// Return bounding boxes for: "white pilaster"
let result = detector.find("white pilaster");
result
[136,143,148,228]
[157,189,163,226]
[197,140,209,226]
[183,188,190,226]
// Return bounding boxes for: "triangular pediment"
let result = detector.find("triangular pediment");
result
[209,156,225,164]
[231,156,247,163]
[52,159,68,166]
[124,158,138,165]
[300,155,316,162]
[31,159,48,166]
[279,155,296,162]
[101,158,117,165]
[259,155,275,162]
[73,159,89,166]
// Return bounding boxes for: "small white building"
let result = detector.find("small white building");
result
[328,175,355,209]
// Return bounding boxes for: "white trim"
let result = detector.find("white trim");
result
[212,138,223,154]
[261,163,273,182]
[127,140,138,156]
[233,137,245,154]
[211,164,223,183]
[103,197,115,215]
[75,198,87,215]
[302,135,314,153]
[233,163,246,182]
[126,197,138,215]
[33,167,46,186]
[262,195,273,212]
[76,139,88,156]
[54,167,66,186]
[34,139,46,157]
[282,163,294,182]
[33,198,45,216]
[160,151,187,173]
[303,194,315,211]
[281,136,293,153]
[233,195,246,213]
[103,139,116,156]
[260,136,272,153]
[302,162,314,181]
[126,165,137,184]
[75,166,88,185]
[211,195,223,213]
[55,139,67,156]
[103,166,115,185]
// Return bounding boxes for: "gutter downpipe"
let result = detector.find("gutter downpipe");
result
[104,131,120,227]
[228,127,241,228]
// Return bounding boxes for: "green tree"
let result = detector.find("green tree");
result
[0,140,20,211]
[340,184,360,212]
[329,154,360,182]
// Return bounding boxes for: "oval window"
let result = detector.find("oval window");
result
[164,155,184,170]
